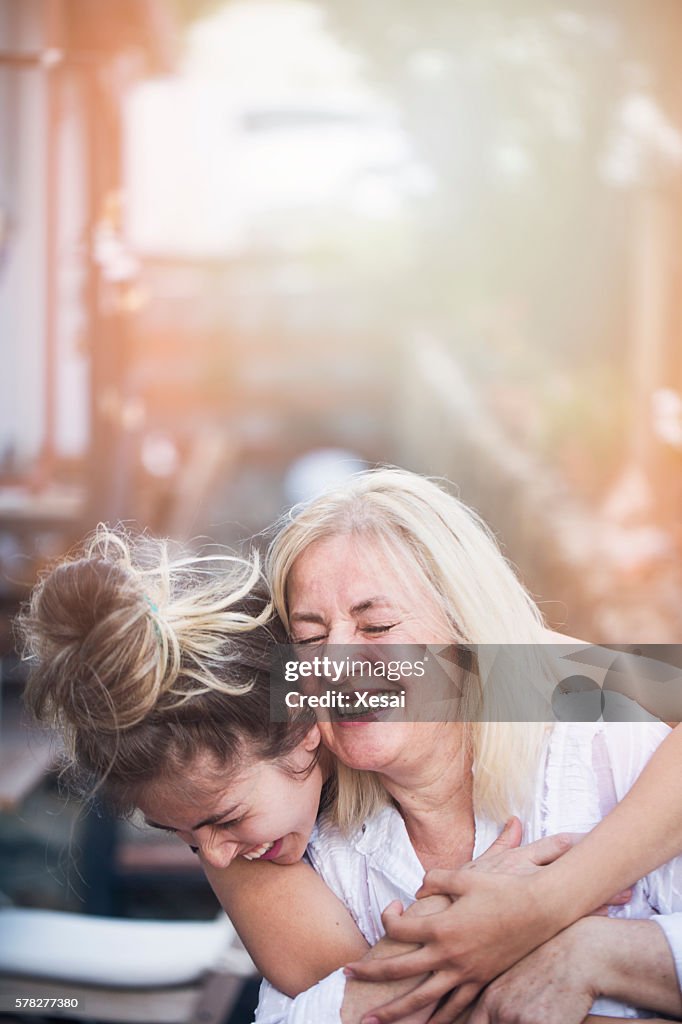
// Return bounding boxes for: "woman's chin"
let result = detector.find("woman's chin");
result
[328,721,406,771]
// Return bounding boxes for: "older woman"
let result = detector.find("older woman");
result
[222,467,682,1024]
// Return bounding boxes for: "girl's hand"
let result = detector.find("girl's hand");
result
[349,822,630,1024]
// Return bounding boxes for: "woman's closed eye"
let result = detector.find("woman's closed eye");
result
[362,623,398,636]
[292,623,399,646]
[293,634,327,646]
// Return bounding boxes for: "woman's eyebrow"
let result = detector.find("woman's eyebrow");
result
[289,611,325,624]
[290,596,397,623]
[350,596,395,615]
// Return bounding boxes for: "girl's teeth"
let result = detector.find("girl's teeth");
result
[243,841,275,861]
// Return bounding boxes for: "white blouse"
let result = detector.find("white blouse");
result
[254,721,682,1023]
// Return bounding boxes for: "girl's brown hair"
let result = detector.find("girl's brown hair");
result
[17,526,316,814]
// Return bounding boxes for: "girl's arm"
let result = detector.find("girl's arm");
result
[251,896,446,1024]
[203,856,368,996]
[203,810,525,1000]
[342,896,449,1024]
[527,721,682,921]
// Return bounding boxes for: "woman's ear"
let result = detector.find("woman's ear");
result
[302,723,321,752]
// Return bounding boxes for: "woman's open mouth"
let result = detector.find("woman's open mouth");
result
[334,708,379,725]
[332,689,401,725]
[242,837,284,861]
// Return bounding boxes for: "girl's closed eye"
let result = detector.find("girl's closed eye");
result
[217,816,245,830]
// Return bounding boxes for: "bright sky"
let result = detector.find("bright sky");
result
[125,1,422,255]
[183,0,376,107]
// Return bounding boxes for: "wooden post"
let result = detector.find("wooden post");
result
[40,0,64,481]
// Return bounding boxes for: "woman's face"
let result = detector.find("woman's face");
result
[137,727,323,870]
[286,533,458,779]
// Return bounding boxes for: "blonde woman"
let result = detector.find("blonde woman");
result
[214,466,682,1024]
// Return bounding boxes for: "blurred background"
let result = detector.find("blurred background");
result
[0,0,681,1019]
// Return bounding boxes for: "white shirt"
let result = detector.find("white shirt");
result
[254,722,682,1022]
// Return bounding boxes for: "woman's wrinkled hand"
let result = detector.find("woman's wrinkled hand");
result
[467,920,600,1024]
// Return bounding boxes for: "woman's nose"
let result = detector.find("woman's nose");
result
[195,831,240,870]
[327,621,355,645]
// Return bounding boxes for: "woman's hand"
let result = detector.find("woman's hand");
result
[342,895,451,1024]
[470,915,682,1024]
[467,920,600,1024]
[348,822,630,1024]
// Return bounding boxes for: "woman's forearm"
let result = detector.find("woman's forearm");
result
[469,916,681,1024]
[588,917,682,1018]
[204,856,368,996]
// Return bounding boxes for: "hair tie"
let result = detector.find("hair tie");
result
[144,595,162,642]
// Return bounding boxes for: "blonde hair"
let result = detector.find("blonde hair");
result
[267,467,548,829]
[18,525,317,813]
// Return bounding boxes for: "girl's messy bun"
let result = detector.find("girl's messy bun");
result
[17,526,311,813]
[20,526,268,734]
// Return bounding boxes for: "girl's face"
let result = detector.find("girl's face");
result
[286,533,460,781]
[138,727,323,870]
